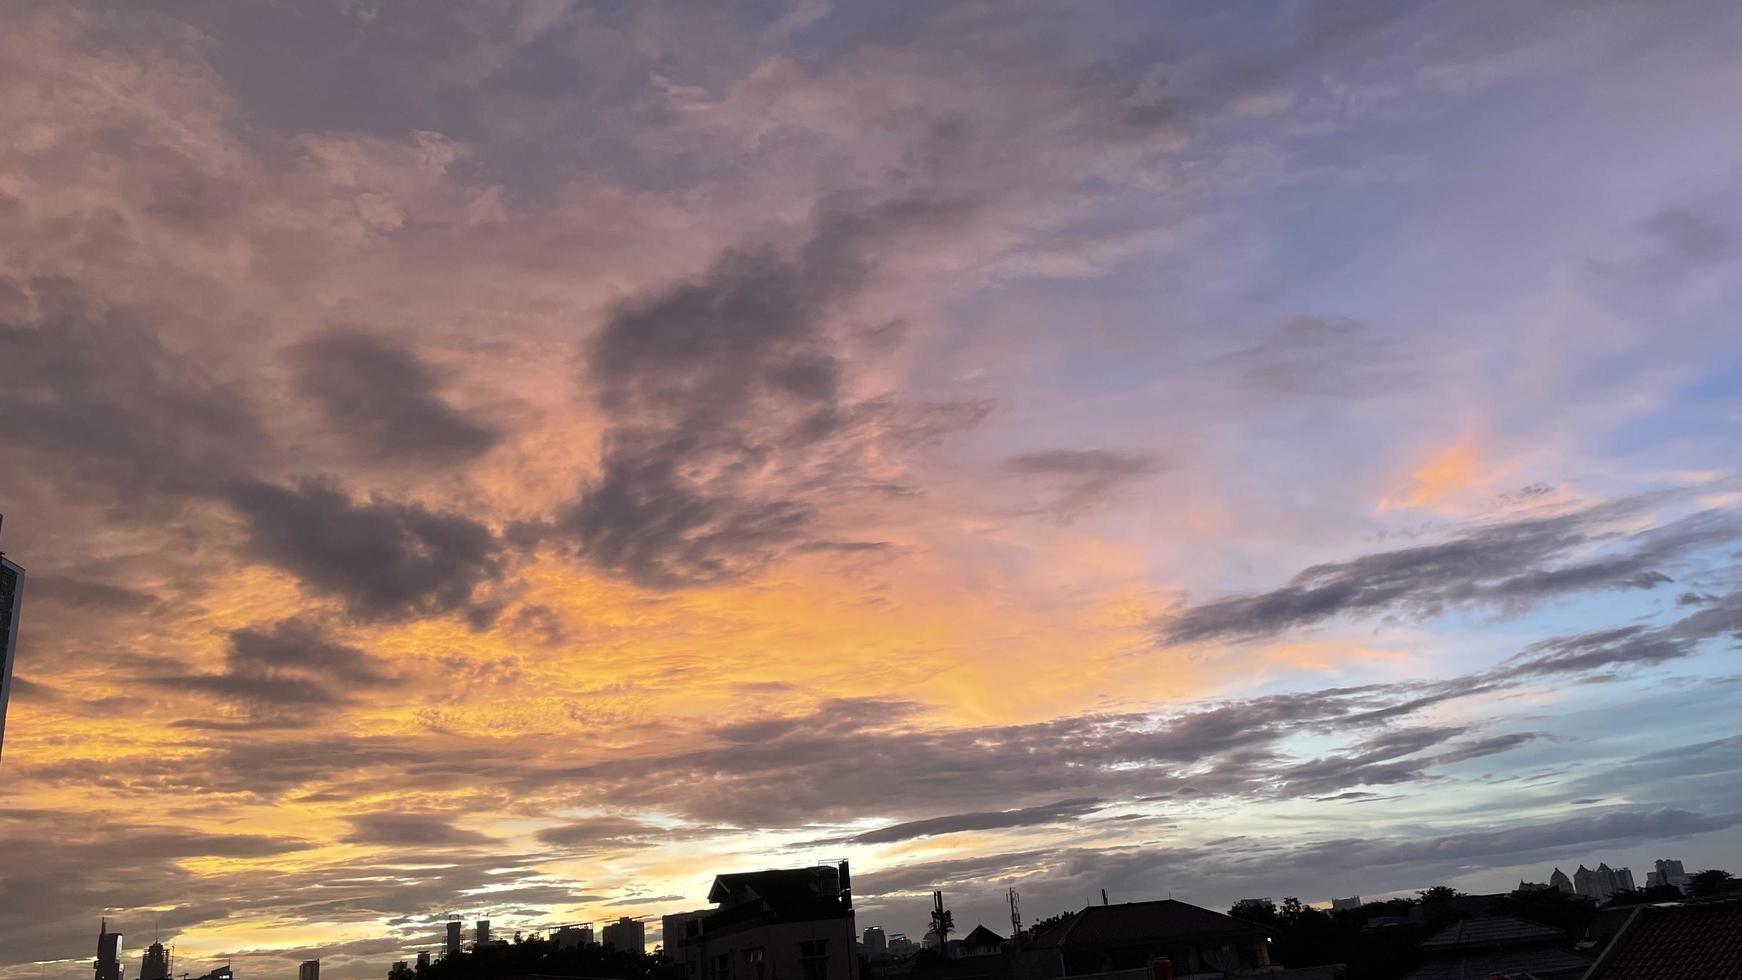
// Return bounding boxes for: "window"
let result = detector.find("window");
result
[743,946,766,980]
[711,953,732,980]
[799,940,829,980]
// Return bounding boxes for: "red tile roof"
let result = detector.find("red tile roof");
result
[1583,899,1742,980]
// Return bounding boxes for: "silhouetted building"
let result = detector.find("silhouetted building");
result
[1585,897,1742,979]
[555,924,594,949]
[190,968,231,980]
[0,549,23,764]
[476,920,491,948]
[140,941,170,980]
[1575,863,1633,902]
[602,916,645,953]
[95,920,124,980]
[416,952,431,969]
[1330,896,1362,912]
[959,926,1004,958]
[299,959,320,980]
[1646,858,1691,895]
[665,862,857,980]
[862,926,888,959]
[887,933,918,958]
[1550,867,1574,894]
[1029,899,1273,977]
[1403,915,1588,980]
[446,919,463,955]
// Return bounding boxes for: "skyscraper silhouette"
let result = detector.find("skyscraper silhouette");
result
[94,920,124,980]
[0,521,25,765]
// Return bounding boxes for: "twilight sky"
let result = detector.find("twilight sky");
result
[3,0,1742,976]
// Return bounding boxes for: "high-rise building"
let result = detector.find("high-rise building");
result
[416,952,431,969]
[298,960,320,980]
[446,919,463,955]
[1647,859,1691,894]
[1550,868,1574,894]
[0,539,25,764]
[94,920,124,980]
[140,941,170,980]
[1574,863,1632,902]
[863,926,888,958]
[555,924,594,949]
[476,920,491,947]
[601,916,645,953]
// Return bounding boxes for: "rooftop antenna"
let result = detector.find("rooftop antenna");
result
[1101,889,1109,906]
[930,891,953,954]
[1007,888,1022,948]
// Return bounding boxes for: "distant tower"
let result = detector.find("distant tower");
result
[416,952,431,969]
[862,926,887,958]
[94,920,124,980]
[446,919,463,955]
[476,920,491,947]
[602,916,646,953]
[140,939,171,980]
[0,518,25,765]
[298,960,320,980]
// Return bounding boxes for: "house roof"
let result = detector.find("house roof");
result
[961,925,1005,947]
[1420,915,1565,950]
[1582,900,1742,980]
[703,867,851,931]
[1404,945,1590,980]
[1031,900,1270,949]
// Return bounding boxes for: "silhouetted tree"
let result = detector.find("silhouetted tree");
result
[1228,898,1279,926]
[1606,885,1683,906]
[1416,886,1463,903]
[1690,869,1736,897]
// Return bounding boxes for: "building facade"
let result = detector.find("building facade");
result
[140,942,170,980]
[862,926,888,959]
[1573,864,1634,902]
[665,863,858,980]
[0,552,24,764]
[94,921,124,980]
[446,920,463,955]
[603,916,646,953]
[298,960,320,980]
[1647,859,1691,895]
[1330,896,1362,912]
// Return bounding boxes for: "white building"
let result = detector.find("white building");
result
[1330,896,1362,912]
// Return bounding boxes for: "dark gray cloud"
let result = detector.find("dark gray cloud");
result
[1495,590,1742,680]
[22,574,160,612]
[830,798,1106,846]
[1158,501,1739,645]
[226,478,502,621]
[0,277,260,500]
[148,619,402,713]
[342,812,497,848]
[543,195,981,588]
[292,328,499,463]
[0,808,312,963]
[1005,450,1161,522]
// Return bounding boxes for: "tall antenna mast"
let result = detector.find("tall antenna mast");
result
[1007,888,1022,947]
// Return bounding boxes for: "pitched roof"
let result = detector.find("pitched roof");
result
[962,925,1005,947]
[1420,915,1564,950]
[1405,945,1590,980]
[1031,900,1269,949]
[704,867,850,929]
[1583,900,1742,980]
